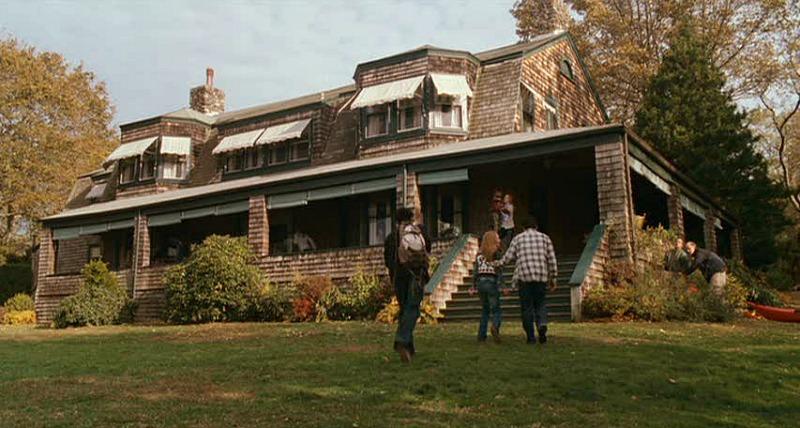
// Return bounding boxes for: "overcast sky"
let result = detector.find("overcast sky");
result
[2,0,518,127]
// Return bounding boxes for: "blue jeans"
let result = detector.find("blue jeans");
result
[477,276,502,339]
[518,281,548,342]
[394,272,424,350]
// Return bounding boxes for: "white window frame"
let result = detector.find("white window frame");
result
[431,95,468,131]
[289,138,310,162]
[118,158,137,184]
[364,104,390,138]
[268,142,289,166]
[397,98,423,132]
[162,154,188,179]
[243,147,261,170]
[544,96,559,130]
[225,151,244,173]
[139,150,156,180]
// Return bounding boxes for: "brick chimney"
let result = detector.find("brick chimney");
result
[190,67,225,115]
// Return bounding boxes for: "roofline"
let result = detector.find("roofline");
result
[43,125,623,224]
[353,46,480,79]
[625,129,737,223]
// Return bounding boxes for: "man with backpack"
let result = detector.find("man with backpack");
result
[383,207,431,363]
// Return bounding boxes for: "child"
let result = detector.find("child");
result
[500,194,515,249]
[470,230,506,342]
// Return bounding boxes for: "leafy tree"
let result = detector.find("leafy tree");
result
[634,23,787,266]
[511,0,789,124]
[0,38,116,263]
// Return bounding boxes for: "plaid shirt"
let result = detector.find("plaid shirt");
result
[496,228,557,283]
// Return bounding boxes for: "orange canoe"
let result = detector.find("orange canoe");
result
[748,303,800,323]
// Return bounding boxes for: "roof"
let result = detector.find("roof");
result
[44,124,622,223]
[474,31,566,62]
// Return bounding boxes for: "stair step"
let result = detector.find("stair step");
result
[445,296,570,307]
[439,311,572,322]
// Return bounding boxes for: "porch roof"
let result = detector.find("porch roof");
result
[45,125,622,224]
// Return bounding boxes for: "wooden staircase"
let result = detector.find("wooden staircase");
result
[439,255,579,322]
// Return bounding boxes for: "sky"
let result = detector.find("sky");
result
[2,0,518,127]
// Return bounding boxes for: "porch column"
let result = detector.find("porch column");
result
[35,227,55,282]
[248,195,269,257]
[704,209,718,252]
[397,170,422,222]
[667,183,685,238]
[730,228,743,261]
[595,142,634,262]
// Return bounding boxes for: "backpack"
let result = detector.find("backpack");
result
[398,223,428,269]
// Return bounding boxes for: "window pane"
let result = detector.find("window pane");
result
[270,143,288,165]
[366,112,387,137]
[399,105,421,130]
[291,140,309,161]
[120,160,136,183]
[163,155,186,179]
[140,154,155,179]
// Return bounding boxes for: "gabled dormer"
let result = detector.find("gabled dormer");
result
[105,135,192,188]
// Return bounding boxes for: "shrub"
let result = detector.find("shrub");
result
[728,261,785,307]
[4,293,34,312]
[2,310,36,325]
[290,275,334,322]
[0,263,33,303]
[54,260,133,328]
[164,235,264,323]
[375,296,441,324]
[245,282,293,322]
[316,270,392,321]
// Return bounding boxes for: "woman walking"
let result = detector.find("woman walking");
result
[471,230,506,342]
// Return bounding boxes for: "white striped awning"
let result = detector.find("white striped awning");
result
[430,73,473,98]
[105,137,157,163]
[350,75,425,109]
[160,136,191,156]
[212,128,264,154]
[255,119,311,146]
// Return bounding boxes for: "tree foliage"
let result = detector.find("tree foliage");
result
[511,0,791,124]
[634,23,787,266]
[0,38,116,262]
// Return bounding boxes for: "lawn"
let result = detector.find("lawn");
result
[1,320,798,427]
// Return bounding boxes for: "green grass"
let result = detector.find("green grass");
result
[1,321,798,427]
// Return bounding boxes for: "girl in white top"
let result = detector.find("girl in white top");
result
[500,194,515,249]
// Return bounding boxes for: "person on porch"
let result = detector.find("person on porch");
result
[470,230,508,343]
[685,241,727,295]
[383,207,431,363]
[499,193,515,249]
[492,217,558,344]
[490,189,504,232]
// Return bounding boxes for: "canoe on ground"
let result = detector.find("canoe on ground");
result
[748,303,800,323]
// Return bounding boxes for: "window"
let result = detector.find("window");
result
[269,142,288,165]
[560,59,574,81]
[521,87,536,132]
[162,155,187,179]
[289,139,310,162]
[431,96,465,130]
[244,147,261,170]
[88,245,102,260]
[364,104,389,138]
[398,99,422,131]
[545,95,559,130]
[368,199,392,246]
[140,150,156,180]
[119,158,137,184]
[225,151,244,172]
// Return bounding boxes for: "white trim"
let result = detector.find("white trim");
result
[628,156,672,195]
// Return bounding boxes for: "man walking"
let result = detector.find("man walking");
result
[685,241,727,295]
[494,217,557,344]
[384,207,431,363]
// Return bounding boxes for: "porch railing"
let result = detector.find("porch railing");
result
[568,224,606,286]
[424,233,473,295]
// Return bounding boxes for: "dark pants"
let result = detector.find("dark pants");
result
[500,227,514,250]
[518,281,548,342]
[394,271,424,352]
[477,276,502,339]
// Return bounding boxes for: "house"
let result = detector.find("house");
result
[33,31,741,324]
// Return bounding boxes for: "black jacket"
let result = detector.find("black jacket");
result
[384,223,432,282]
[687,248,726,282]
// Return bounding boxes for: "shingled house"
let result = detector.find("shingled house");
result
[34,31,740,324]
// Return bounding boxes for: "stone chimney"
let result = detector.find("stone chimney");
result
[190,67,225,115]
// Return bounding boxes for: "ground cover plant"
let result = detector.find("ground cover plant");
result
[0,321,797,427]
[1,293,35,325]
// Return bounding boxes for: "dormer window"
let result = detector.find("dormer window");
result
[545,95,560,130]
[213,118,312,174]
[521,86,536,132]
[119,159,137,184]
[560,59,575,81]
[398,99,422,131]
[140,147,156,180]
[429,73,472,132]
[226,151,244,172]
[162,155,187,179]
[269,143,289,165]
[364,105,390,138]
[431,96,464,129]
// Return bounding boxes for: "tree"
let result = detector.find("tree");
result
[634,23,787,266]
[0,38,116,263]
[511,0,788,124]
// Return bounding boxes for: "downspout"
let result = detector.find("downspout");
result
[403,164,408,208]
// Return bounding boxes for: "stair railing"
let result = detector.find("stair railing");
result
[424,233,473,296]
[567,224,607,321]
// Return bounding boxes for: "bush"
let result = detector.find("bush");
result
[375,296,441,324]
[728,260,785,307]
[0,263,33,304]
[289,275,333,322]
[245,282,293,322]
[583,227,746,322]
[54,260,133,328]
[4,293,34,312]
[2,310,36,325]
[316,270,392,321]
[164,235,265,323]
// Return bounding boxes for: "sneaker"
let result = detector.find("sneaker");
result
[490,325,500,343]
